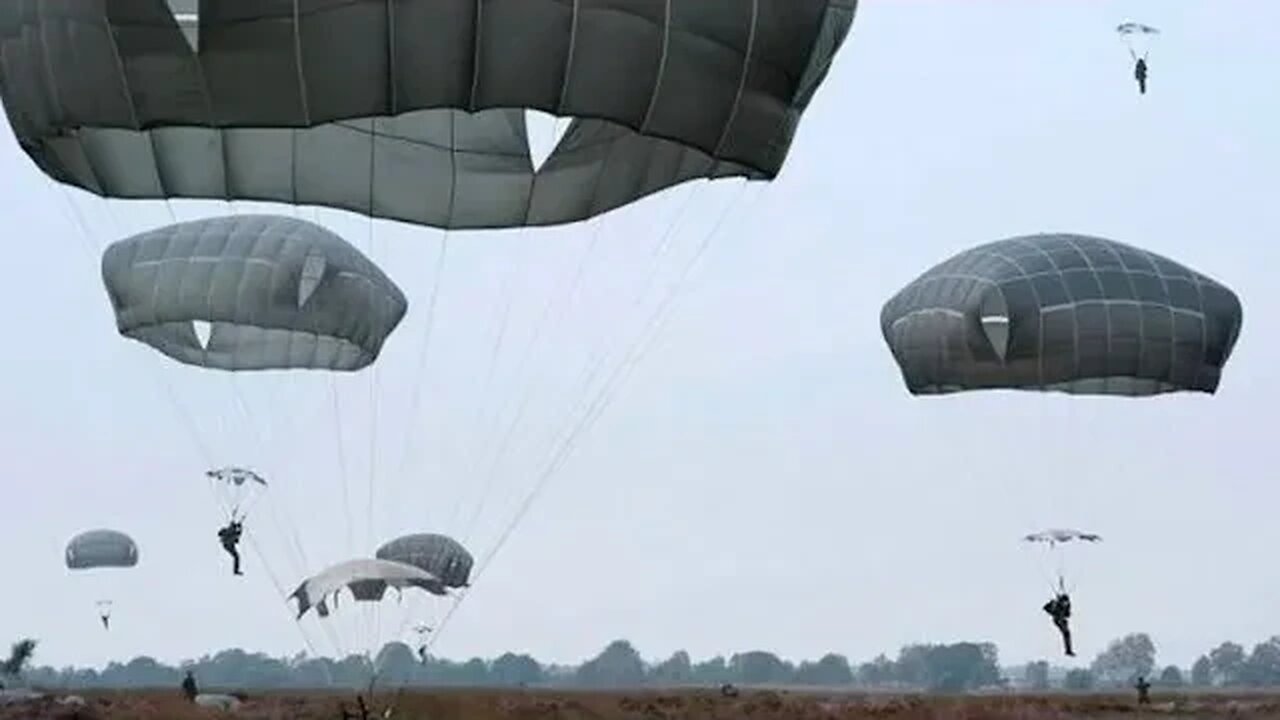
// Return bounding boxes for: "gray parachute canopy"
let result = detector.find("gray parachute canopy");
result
[0,0,855,230]
[881,233,1243,397]
[1116,22,1159,36]
[65,530,139,570]
[102,214,407,371]
[206,467,267,487]
[289,559,446,620]
[1023,529,1102,546]
[376,533,474,590]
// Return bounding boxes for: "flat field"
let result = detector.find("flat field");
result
[4,688,1280,720]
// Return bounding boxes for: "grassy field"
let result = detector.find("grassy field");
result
[7,686,1280,717]
[5,688,1280,719]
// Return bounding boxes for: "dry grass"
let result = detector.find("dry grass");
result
[5,688,1280,720]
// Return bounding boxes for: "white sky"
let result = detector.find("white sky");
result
[1,0,1277,672]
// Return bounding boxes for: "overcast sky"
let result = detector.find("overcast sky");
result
[1,0,1276,673]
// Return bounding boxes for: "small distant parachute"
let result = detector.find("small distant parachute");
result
[376,534,474,590]
[881,233,1243,397]
[206,467,267,487]
[65,530,138,570]
[101,215,407,372]
[1117,22,1160,60]
[66,530,138,629]
[1023,527,1101,593]
[1116,22,1159,34]
[289,559,445,620]
[1116,22,1160,36]
[206,467,268,521]
[1024,529,1102,546]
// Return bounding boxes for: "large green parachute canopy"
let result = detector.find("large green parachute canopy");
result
[290,559,446,619]
[65,529,139,570]
[102,214,407,371]
[881,234,1243,397]
[376,533,474,590]
[0,0,856,230]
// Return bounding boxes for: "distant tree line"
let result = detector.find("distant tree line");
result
[11,635,1280,692]
[1021,634,1280,691]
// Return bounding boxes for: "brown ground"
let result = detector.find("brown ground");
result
[5,688,1280,720]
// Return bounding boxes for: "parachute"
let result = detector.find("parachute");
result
[1023,528,1101,594]
[206,467,269,522]
[376,534,473,590]
[65,530,139,630]
[1117,22,1160,60]
[5,0,856,670]
[374,534,473,640]
[65,530,139,570]
[207,467,268,488]
[102,215,408,372]
[0,1,857,231]
[1023,529,1102,546]
[290,559,446,620]
[881,233,1243,397]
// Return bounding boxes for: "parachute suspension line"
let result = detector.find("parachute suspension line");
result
[434,183,755,646]
[364,213,379,545]
[399,216,609,652]
[394,233,451,484]
[458,181,706,547]
[365,369,380,658]
[547,182,753,500]
[364,119,381,547]
[44,187,215,477]
[443,228,555,535]
[515,182,703,482]
[647,183,702,260]
[214,360,318,600]
[443,218,606,538]
[223,376,293,536]
[456,185,701,546]
[490,181,752,564]
[200,476,334,664]
[524,184,706,471]
[330,381,356,555]
[450,244,524,529]
[1042,543,1062,595]
[362,210,387,657]
[50,185,109,268]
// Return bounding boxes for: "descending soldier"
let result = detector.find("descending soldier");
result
[1042,591,1074,657]
[218,516,245,576]
[1117,21,1159,95]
